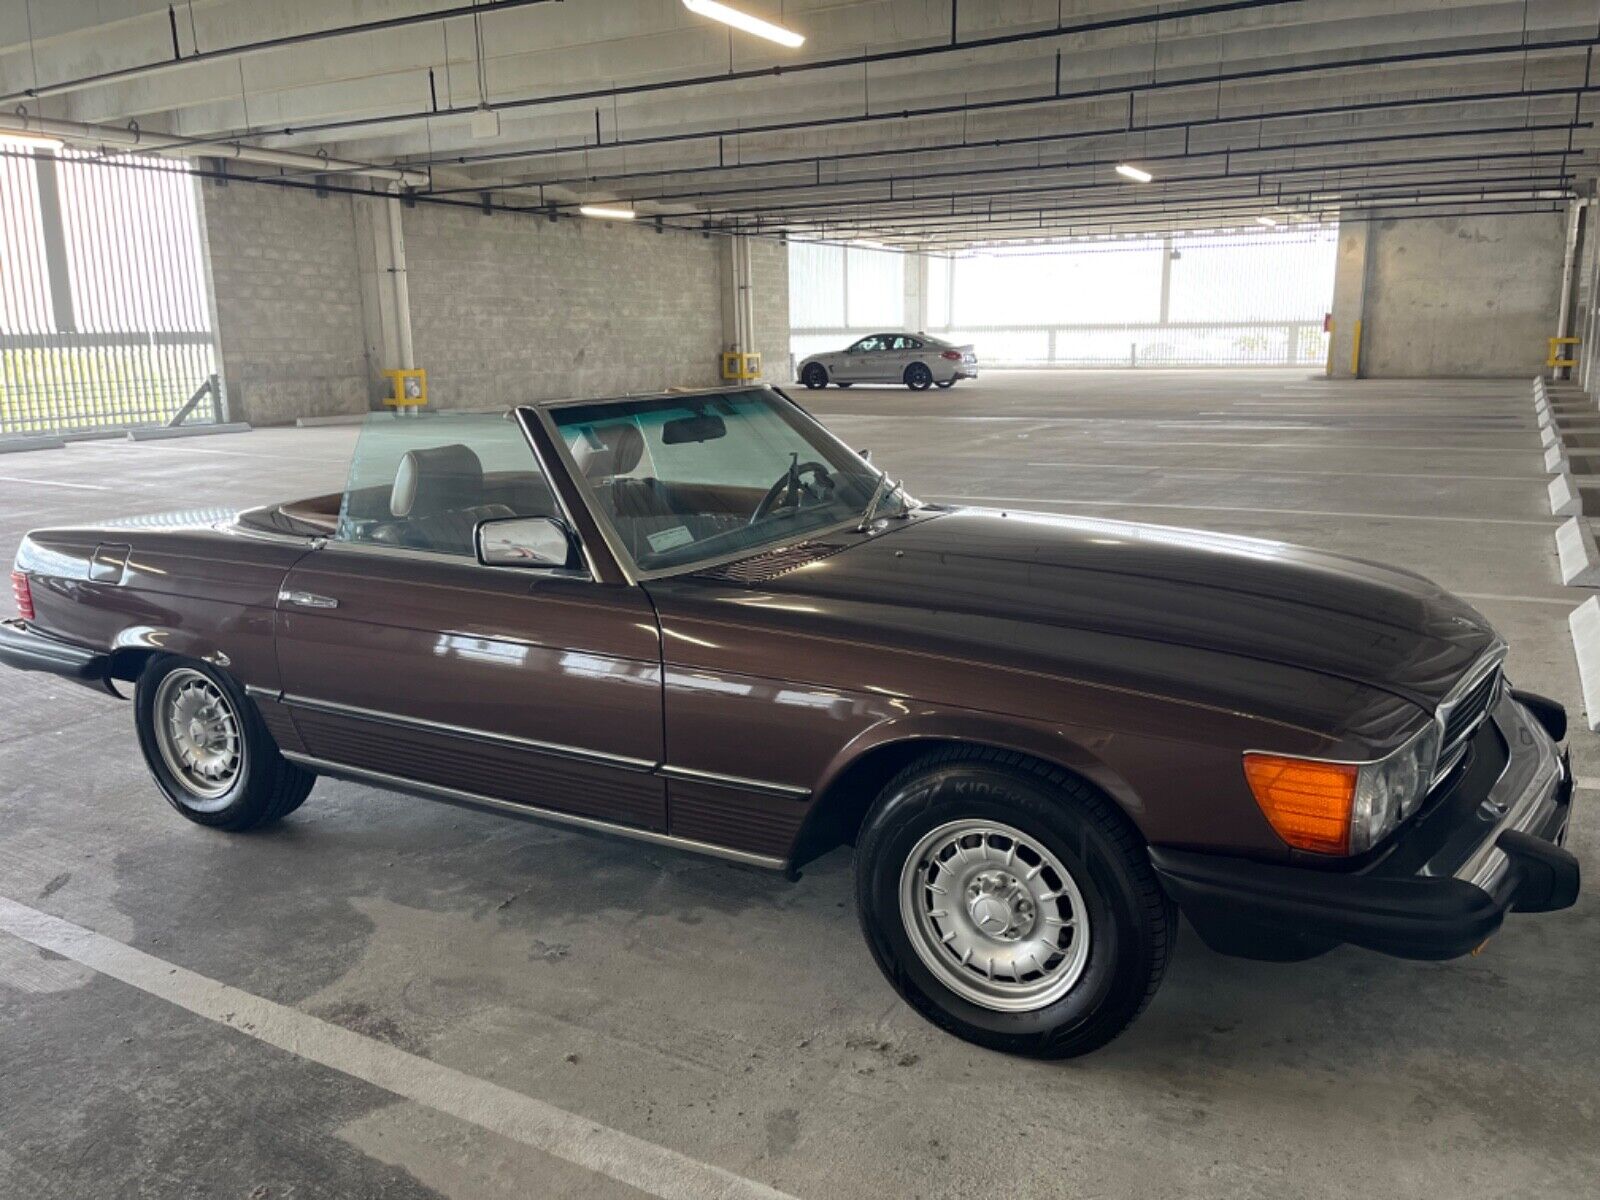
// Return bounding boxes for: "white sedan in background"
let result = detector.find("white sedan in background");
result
[797,332,978,391]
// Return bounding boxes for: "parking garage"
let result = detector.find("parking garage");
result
[1,4,1596,1199]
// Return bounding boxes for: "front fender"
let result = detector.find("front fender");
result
[813,709,1145,823]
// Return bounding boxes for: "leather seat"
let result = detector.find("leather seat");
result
[572,424,689,559]
[374,443,514,554]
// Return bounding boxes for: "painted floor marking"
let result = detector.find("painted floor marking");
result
[1457,592,1584,607]
[929,493,1559,526]
[1023,461,1547,483]
[0,896,797,1200]
[0,475,110,491]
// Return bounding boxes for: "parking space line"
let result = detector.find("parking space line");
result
[0,896,797,1200]
[929,493,1559,526]
[0,475,110,491]
[1024,461,1547,482]
[1094,440,1533,453]
[1457,592,1582,607]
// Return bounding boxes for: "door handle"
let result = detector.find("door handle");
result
[278,589,339,609]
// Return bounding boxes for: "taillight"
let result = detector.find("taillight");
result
[11,570,34,621]
[941,350,962,360]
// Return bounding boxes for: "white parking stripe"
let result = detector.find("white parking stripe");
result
[929,493,1559,526]
[0,475,110,491]
[0,896,797,1200]
[1458,592,1580,608]
[1023,460,1546,482]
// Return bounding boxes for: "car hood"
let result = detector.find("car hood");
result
[761,507,1496,712]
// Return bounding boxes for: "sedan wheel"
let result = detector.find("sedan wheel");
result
[899,819,1091,1011]
[801,363,828,389]
[935,379,955,389]
[135,655,316,830]
[152,668,243,808]
[905,362,933,390]
[855,746,1176,1058]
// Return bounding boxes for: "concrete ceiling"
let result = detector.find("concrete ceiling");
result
[2,0,1596,247]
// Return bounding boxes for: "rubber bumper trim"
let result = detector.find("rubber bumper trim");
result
[0,618,109,682]
[1150,755,1577,963]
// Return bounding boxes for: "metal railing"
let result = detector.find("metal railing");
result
[0,141,221,437]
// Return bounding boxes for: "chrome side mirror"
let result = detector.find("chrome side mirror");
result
[475,516,576,569]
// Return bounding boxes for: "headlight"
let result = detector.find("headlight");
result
[1243,723,1441,855]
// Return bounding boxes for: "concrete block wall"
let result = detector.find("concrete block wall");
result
[199,181,370,425]
[1333,211,1566,378]
[402,205,724,407]
[200,183,791,423]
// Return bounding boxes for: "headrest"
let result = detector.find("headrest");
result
[390,443,485,519]
[574,423,645,482]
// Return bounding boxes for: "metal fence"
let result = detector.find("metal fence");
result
[790,226,1339,370]
[0,139,220,437]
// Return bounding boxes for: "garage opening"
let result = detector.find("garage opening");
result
[0,138,219,437]
[790,224,1339,370]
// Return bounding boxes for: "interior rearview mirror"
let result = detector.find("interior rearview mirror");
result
[475,516,576,570]
[662,412,727,444]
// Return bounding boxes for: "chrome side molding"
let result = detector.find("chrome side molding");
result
[281,752,789,871]
[276,691,812,798]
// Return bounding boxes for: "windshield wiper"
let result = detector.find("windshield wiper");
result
[857,471,905,531]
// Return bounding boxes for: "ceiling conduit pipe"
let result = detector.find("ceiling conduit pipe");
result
[0,110,429,188]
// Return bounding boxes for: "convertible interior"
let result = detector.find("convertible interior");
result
[240,423,795,568]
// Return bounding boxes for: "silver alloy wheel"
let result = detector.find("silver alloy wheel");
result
[898,819,1091,1012]
[152,668,244,810]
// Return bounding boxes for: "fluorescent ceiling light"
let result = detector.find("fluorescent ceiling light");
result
[1255,215,1278,227]
[579,205,637,220]
[1114,163,1153,183]
[855,239,887,250]
[683,0,805,48]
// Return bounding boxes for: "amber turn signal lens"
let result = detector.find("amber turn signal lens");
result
[1242,753,1357,854]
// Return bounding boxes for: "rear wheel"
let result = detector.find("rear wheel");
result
[135,656,314,831]
[801,363,828,389]
[905,362,933,390]
[854,747,1175,1058]
[836,381,853,388]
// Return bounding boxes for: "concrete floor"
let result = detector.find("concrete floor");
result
[1,369,1594,1199]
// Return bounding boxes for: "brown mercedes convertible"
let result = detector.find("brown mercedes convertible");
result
[2,385,1580,1056]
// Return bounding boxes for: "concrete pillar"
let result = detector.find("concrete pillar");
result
[1327,213,1371,379]
[353,195,409,409]
[720,235,750,353]
[1555,199,1585,381]
[1580,200,1593,395]
[1158,236,1173,325]
[903,250,929,332]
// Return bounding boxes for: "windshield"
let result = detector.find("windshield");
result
[547,387,901,574]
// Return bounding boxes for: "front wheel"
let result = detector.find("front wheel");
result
[135,655,315,831]
[854,747,1175,1058]
[800,363,828,389]
[904,362,933,390]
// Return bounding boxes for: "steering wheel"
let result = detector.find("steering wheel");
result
[750,460,834,525]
